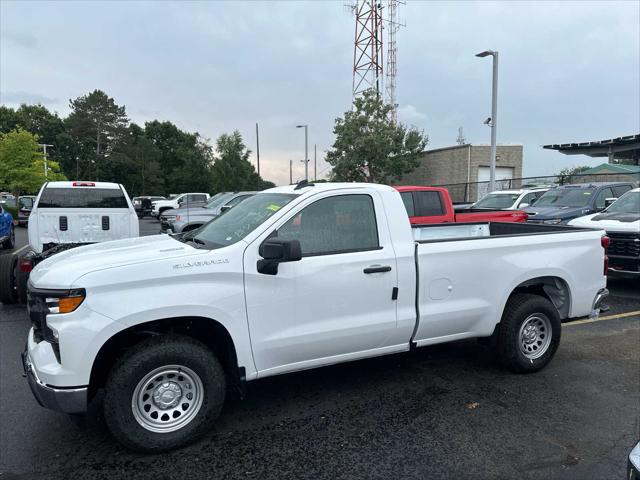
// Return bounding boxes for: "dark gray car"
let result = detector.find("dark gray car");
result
[161,191,257,233]
[524,182,634,224]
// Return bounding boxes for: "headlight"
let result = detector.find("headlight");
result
[543,219,562,225]
[46,289,85,314]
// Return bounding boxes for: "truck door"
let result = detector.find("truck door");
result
[243,190,401,376]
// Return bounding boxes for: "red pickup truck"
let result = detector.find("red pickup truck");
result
[395,186,528,224]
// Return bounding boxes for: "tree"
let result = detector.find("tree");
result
[210,130,268,192]
[65,90,129,180]
[326,89,428,183]
[0,129,66,195]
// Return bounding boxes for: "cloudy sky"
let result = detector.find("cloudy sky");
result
[1,0,638,185]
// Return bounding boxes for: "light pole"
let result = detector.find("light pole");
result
[296,124,309,181]
[476,50,498,193]
[39,143,54,179]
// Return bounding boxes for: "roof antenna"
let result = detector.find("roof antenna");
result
[294,179,315,190]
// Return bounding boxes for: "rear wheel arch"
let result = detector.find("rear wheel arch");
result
[89,316,242,400]
[505,276,571,320]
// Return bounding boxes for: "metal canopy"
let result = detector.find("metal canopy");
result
[543,134,640,163]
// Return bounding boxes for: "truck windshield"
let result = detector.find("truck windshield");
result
[204,193,234,210]
[534,189,593,208]
[605,191,639,214]
[474,193,520,208]
[189,193,298,249]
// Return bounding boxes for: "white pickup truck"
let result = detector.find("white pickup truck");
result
[22,182,609,452]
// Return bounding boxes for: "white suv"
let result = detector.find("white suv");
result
[151,193,210,217]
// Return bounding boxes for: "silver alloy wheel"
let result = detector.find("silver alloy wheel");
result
[518,313,552,360]
[132,365,204,433]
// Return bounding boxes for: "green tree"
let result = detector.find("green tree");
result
[65,90,129,180]
[556,165,591,177]
[0,129,66,195]
[326,90,428,183]
[210,130,267,192]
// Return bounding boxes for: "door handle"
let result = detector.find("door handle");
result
[363,265,392,274]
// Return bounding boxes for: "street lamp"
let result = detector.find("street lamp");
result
[296,124,309,181]
[476,50,499,193]
[39,143,54,179]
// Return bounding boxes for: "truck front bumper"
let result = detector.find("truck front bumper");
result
[22,349,88,414]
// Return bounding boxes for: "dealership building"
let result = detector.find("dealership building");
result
[397,143,523,201]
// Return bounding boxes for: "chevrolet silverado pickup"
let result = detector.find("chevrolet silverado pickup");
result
[395,186,528,224]
[23,182,608,452]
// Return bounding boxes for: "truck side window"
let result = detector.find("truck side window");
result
[612,185,631,197]
[595,187,613,210]
[400,192,415,216]
[414,191,445,216]
[278,194,379,256]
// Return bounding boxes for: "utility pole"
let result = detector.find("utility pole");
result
[39,144,54,179]
[476,50,499,193]
[255,123,260,175]
[289,160,293,184]
[296,124,309,181]
[314,144,317,181]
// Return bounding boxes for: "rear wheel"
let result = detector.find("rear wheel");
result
[0,254,18,304]
[497,293,561,373]
[103,335,226,452]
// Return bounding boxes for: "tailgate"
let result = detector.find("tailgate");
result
[35,209,135,247]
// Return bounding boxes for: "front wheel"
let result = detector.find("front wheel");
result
[497,293,561,373]
[103,335,226,452]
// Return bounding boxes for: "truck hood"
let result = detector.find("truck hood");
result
[30,235,205,289]
[524,206,590,221]
[568,213,640,232]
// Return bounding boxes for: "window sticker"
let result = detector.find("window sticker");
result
[583,192,592,195]
[266,204,281,212]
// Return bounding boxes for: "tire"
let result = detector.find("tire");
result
[497,293,561,373]
[0,254,18,304]
[2,226,15,249]
[15,259,30,304]
[103,335,226,452]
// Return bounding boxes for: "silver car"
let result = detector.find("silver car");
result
[164,191,256,234]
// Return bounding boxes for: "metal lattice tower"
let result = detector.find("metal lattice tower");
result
[385,0,401,122]
[351,1,384,99]
[457,127,466,145]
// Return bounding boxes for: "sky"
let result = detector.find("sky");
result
[1,0,639,186]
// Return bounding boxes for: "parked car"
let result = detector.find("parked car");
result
[0,181,139,305]
[159,192,227,232]
[22,181,608,452]
[472,187,550,210]
[162,191,257,234]
[525,182,634,224]
[395,186,528,224]
[132,196,166,218]
[569,188,640,274]
[17,195,37,226]
[151,193,210,218]
[0,202,15,249]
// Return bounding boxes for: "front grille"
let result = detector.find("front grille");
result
[27,286,61,363]
[608,232,640,258]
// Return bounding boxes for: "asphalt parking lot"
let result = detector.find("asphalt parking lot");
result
[1,219,639,480]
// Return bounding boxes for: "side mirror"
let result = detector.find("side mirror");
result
[257,238,302,275]
[519,203,529,209]
[220,204,232,213]
[604,197,617,208]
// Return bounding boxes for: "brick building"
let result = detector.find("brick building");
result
[397,144,524,202]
